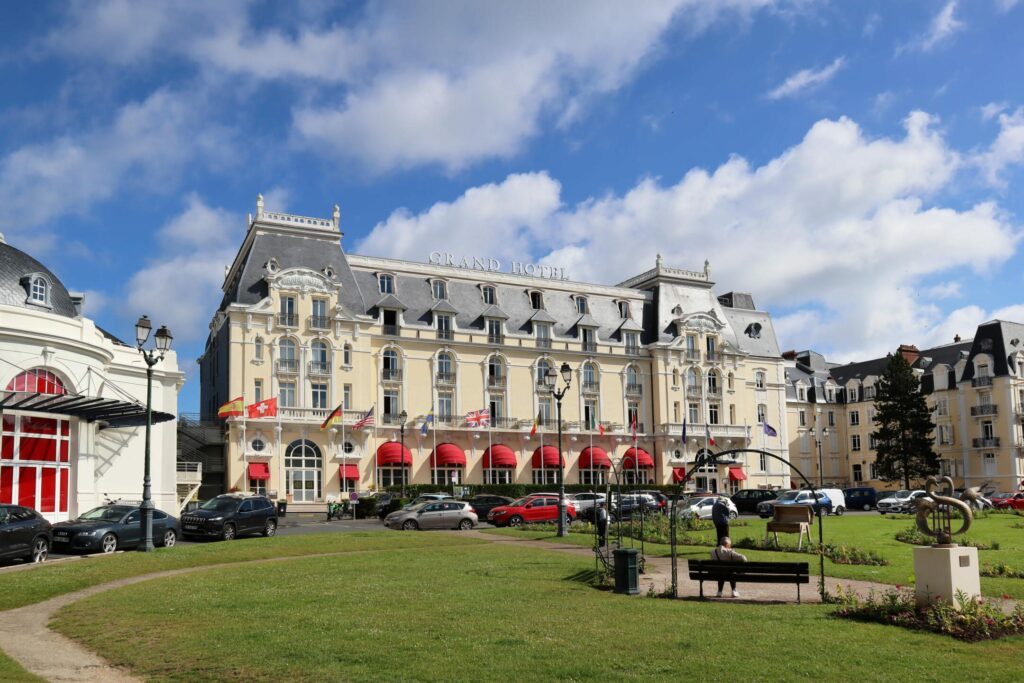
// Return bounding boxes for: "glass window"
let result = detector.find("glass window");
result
[756,403,766,423]
[383,390,400,417]
[254,379,263,403]
[536,323,551,343]
[312,299,328,320]
[755,371,765,389]
[482,286,496,305]
[850,411,860,426]
[487,318,503,340]
[708,403,719,425]
[311,340,329,364]
[311,383,328,409]
[688,403,700,424]
[437,314,452,335]
[285,439,322,503]
[583,399,598,430]
[437,352,453,377]
[583,363,596,385]
[343,384,352,410]
[29,277,48,303]
[828,410,835,426]
[576,296,588,314]
[624,332,639,352]
[530,291,544,310]
[278,338,296,362]
[254,337,264,360]
[618,301,629,318]
[484,469,513,484]
[851,434,861,451]
[488,356,504,380]
[536,359,551,385]
[343,344,352,366]
[799,410,806,427]
[432,280,448,300]
[438,392,454,419]
[279,381,296,408]
[627,402,640,428]
[379,274,394,294]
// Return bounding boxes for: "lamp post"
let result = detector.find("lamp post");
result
[809,426,829,488]
[134,315,172,552]
[544,362,573,537]
[399,409,408,499]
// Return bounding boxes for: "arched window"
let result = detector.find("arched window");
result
[536,359,551,385]
[29,276,49,304]
[707,370,719,393]
[342,343,352,366]
[285,439,322,502]
[582,362,596,386]
[311,340,329,364]
[5,369,67,395]
[437,352,453,377]
[432,280,448,300]
[254,337,264,361]
[278,338,297,372]
[382,349,400,380]
[626,365,640,387]
[487,355,505,388]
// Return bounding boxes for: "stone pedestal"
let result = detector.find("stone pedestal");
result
[913,545,981,608]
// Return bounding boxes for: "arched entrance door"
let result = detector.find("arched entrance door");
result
[285,439,322,502]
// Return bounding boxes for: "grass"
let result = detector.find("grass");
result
[0,655,42,683]
[51,541,1024,681]
[485,513,1024,598]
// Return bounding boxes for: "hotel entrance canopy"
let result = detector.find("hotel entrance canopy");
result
[0,391,175,428]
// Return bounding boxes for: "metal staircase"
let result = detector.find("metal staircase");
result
[176,413,225,509]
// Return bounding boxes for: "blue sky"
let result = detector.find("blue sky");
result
[1,0,1022,413]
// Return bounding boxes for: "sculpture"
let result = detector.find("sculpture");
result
[915,475,973,546]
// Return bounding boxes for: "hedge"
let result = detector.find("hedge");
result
[376,483,693,499]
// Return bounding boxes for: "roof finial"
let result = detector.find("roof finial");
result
[703,259,710,277]
[256,193,264,216]
[332,204,340,227]
[656,253,663,268]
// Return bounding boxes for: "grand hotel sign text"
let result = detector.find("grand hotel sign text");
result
[428,251,569,281]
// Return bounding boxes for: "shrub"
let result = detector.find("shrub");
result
[354,497,378,519]
[981,562,1024,579]
[894,526,990,549]
[734,537,888,566]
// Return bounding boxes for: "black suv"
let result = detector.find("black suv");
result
[0,505,51,564]
[181,495,277,541]
[731,489,779,514]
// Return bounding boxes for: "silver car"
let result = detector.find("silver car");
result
[384,501,478,531]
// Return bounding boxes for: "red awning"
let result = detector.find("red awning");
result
[622,447,654,469]
[728,466,747,481]
[247,462,270,480]
[339,464,359,480]
[482,445,516,468]
[672,467,686,483]
[376,442,411,465]
[531,445,563,468]
[430,443,467,467]
[579,446,611,469]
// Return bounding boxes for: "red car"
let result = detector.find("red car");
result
[488,495,577,527]
[990,491,1024,510]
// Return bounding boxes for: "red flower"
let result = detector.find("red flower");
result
[896,584,903,590]
[1002,594,1012,600]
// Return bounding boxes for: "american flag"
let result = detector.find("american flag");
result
[465,408,490,428]
[353,407,375,429]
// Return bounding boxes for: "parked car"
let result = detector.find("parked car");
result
[876,490,926,514]
[569,492,606,514]
[384,501,478,530]
[612,493,661,520]
[376,492,395,520]
[488,496,577,527]
[990,491,1024,510]
[637,490,670,512]
[730,489,778,514]
[53,504,179,553]
[820,488,847,515]
[0,505,51,563]
[466,494,514,521]
[181,494,277,540]
[403,492,455,509]
[757,490,832,518]
[842,487,878,511]
[678,495,738,520]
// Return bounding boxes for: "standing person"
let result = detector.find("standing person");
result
[711,536,747,598]
[711,497,731,544]
[595,501,609,548]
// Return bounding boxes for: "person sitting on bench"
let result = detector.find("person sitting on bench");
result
[710,536,747,598]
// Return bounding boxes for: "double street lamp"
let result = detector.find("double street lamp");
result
[134,315,173,552]
[544,362,573,538]
[399,409,408,498]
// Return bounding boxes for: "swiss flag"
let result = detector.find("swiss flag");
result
[247,397,278,419]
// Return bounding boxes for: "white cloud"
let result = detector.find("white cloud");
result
[923,281,962,299]
[980,102,1007,121]
[125,195,240,343]
[995,0,1020,12]
[766,57,845,100]
[358,111,1020,361]
[975,106,1024,186]
[919,303,1024,349]
[898,1,964,54]
[80,290,108,317]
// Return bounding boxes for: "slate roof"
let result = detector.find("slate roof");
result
[0,241,77,318]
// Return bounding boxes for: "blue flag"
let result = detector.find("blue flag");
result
[420,411,434,437]
[763,422,778,437]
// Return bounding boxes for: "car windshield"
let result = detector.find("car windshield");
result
[199,497,242,512]
[406,503,429,512]
[993,492,1012,498]
[776,491,799,502]
[80,506,134,521]
[893,490,911,499]
[510,497,531,507]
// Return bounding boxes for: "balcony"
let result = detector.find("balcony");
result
[684,349,700,362]
[280,406,331,422]
[307,361,330,376]
[536,338,552,349]
[970,404,998,417]
[436,329,453,341]
[277,313,297,328]
[972,375,993,387]
[435,372,457,385]
[685,385,702,397]
[660,422,752,440]
[381,412,403,426]
[626,383,643,396]
[488,333,505,345]
[487,375,507,389]
[491,417,519,429]
[705,351,720,363]
[435,414,459,426]
[382,324,400,336]
[706,386,721,399]
[582,341,597,353]
[581,381,600,394]
[625,345,641,356]
[309,316,330,330]
[276,359,299,374]
[381,368,403,382]
[972,437,1000,448]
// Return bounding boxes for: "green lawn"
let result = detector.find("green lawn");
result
[51,540,1023,681]
[486,512,1024,598]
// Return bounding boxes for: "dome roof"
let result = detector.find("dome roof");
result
[0,239,78,318]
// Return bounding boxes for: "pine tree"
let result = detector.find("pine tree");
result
[871,353,939,489]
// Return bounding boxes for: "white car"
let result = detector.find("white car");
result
[678,496,738,520]
[877,490,926,514]
[569,492,605,513]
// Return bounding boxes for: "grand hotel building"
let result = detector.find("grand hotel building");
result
[199,198,792,510]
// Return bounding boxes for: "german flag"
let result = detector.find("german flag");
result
[321,403,344,430]
[217,396,244,419]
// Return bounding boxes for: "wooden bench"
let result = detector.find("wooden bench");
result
[765,504,813,550]
[689,560,811,603]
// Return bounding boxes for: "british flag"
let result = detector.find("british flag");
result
[465,408,490,428]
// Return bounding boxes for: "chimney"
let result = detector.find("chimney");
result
[954,334,961,343]
[898,344,920,364]
[782,350,797,360]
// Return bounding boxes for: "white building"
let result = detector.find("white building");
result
[0,233,183,521]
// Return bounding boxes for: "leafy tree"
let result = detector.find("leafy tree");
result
[871,353,939,489]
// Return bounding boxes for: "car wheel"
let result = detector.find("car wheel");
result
[221,524,236,541]
[728,510,738,520]
[402,519,418,531]
[880,511,886,515]
[863,504,871,511]
[458,519,474,531]
[834,506,844,516]
[161,530,177,547]
[263,519,277,537]
[508,515,524,527]
[101,533,118,553]
[27,536,48,563]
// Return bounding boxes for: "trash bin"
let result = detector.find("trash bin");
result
[276,500,288,517]
[613,548,639,595]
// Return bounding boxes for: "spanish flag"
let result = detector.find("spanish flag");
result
[217,396,244,419]
[321,403,344,430]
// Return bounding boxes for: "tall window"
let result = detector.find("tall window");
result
[311,340,329,373]
[437,352,453,380]
[851,434,861,451]
[279,296,296,326]
[382,349,400,380]
[686,368,698,391]
[626,365,640,389]
[432,280,448,300]
[437,392,454,419]
[536,323,551,347]
[672,368,680,387]
[383,390,400,417]
[343,384,352,410]
[279,381,296,408]
[489,395,505,421]
[850,411,860,426]
[342,343,352,366]
[706,336,717,361]
[708,403,720,425]
[278,338,297,372]
[536,359,551,386]
[827,410,835,426]
[583,362,597,387]
[756,403,766,423]
[538,397,553,422]
[624,332,639,354]
[754,371,765,389]
[487,318,503,342]
[378,274,394,294]
[728,404,736,423]
[759,453,768,472]
[688,403,700,424]
[581,327,596,350]
[982,420,995,439]
[312,298,328,328]
[618,301,630,318]
[852,464,863,482]
[707,370,719,393]
[311,383,328,410]
[627,402,640,429]
[727,372,734,390]
[673,402,681,422]
[583,399,598,430]
[575,296,588,314]
[437,313,453,339]
[285,439,322,502]
[254,379,263,403]
[530,291,544,310]
[482,286,496,305]
[254,337,264,361]
[869,462,878,479]
[488,356,505,384]
[799,410,806,427]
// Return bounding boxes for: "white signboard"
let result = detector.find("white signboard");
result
[428,251,569,281]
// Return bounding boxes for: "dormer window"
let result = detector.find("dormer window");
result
[617,301,630,318]
[378,274,394,294]
[432,280,448,301]
[530,291,544,310]
[575,296,589,315]
[482,286,496,305]
[29,276,49,305]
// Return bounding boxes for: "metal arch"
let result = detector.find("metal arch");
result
[668,448,828,602]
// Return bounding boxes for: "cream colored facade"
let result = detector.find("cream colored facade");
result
[200,199,791,510]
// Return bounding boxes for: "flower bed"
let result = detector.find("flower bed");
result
[831,586,1024,642]
[734,537,888,566]
[981,562,1024,579]
[894,526,996,549]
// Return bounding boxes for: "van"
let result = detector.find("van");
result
[843,487,878,511]
[820,488,847,515]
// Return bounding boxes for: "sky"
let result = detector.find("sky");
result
[1,0,1023,413]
